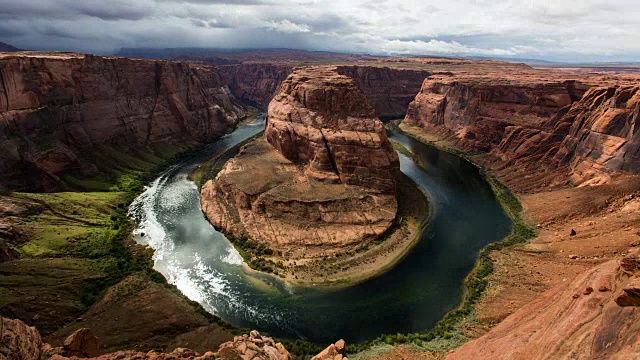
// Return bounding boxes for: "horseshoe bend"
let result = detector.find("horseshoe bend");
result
[199,66,429,285]
[1,12,640,360]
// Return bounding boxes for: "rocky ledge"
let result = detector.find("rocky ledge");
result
[200,67,408,283]
[3,318,346,360]
[447,250,640,359]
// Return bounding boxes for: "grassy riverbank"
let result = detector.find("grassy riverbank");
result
[0,139,242,350]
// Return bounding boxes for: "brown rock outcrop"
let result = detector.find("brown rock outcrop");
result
[446,253,640,360]
[216,330,292,360]
[201,66,399,269]
[62,328,100,358]
[404,75,588,152]
[0,318,297,360]
[312,339,347,360]
[0,317,50,359]
[265,67,399,192]
[0,53,247,191]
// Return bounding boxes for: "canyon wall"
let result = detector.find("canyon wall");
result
[0,54,247,191]
[217,63,292,107]
[218,63,431,119]
[404,75,589,152]
[335,65,430,118]
[498,85,640,185]
[402,75,640,185]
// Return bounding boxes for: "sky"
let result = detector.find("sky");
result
[1,0,639,62]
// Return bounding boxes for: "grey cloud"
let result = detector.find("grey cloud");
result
[0,0,638,61]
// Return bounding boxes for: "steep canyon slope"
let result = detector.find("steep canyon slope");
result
[0,53,247,191]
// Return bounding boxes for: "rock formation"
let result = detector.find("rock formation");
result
[1,318,343,360]
[336,66,431,118]
[0,53,247,191]
[218,63,292,106]
[216,330,292,360]
[404,72,640,185]
[404,75,589,152]
[201,66,399,266]
[312,339,347,360]
[446,251,640,360]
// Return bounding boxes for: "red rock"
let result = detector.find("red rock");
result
[265,66,399,193]
[0,53,247,191]
[63,328,100,358]
[615,277,640,307]
[446,255,640,360]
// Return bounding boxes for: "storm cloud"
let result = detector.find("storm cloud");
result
[1,0,639,61]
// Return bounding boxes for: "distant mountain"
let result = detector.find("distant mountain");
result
[0,41,22,52]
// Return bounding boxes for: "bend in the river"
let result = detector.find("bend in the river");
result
[128,115,512,343]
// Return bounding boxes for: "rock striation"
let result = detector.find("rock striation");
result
[265,67,399,192]
[0,53,247,191]
[446,252,640,360]
[404,76,588,152]
[404,73,640,186]
[505,86,640,185]
[335,66,431,118]
[201,66,399,267]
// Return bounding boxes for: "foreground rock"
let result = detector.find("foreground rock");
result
[201,66,401,281]
[0,52,247,191]
[2,318,347,360]
[447,252,640,360]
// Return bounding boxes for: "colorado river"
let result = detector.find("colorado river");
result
[128,116,512,343]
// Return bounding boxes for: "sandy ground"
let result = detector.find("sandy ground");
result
[474,175,640,331]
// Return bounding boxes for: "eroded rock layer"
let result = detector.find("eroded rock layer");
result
[265,67,400,193]
[0,53,246,191]
[335,65,431,118]
[404,75,589,152]
[201,66,399,261]
[499,85,640,185]
[447,252,640,360]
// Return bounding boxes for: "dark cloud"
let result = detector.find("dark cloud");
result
[0,0,638,61]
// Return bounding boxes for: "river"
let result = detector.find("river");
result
[128,115,512,343]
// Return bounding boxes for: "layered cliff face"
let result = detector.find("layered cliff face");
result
[265,67,400,192]
[447,252,640,360]
[404,76,588,152]
[495,85,640,185]
[201,66,400,269]
[335,66,431,118]
[217,63,292,107]
[0,53,246,191]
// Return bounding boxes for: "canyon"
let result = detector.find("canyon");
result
[0,52,247,192]
[1,46,640,360]
[200,66,414,284]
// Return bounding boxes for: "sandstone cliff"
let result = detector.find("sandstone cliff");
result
[218,63,292,107]
[404,75,589,152]
[447,252,640,360]
[200,66,400,277]
[0,53,247,191]
[336,65,430,119]
[498,85,640,185]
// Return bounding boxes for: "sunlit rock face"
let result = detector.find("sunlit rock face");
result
[265,66,400,193]
[200,66,399,260]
